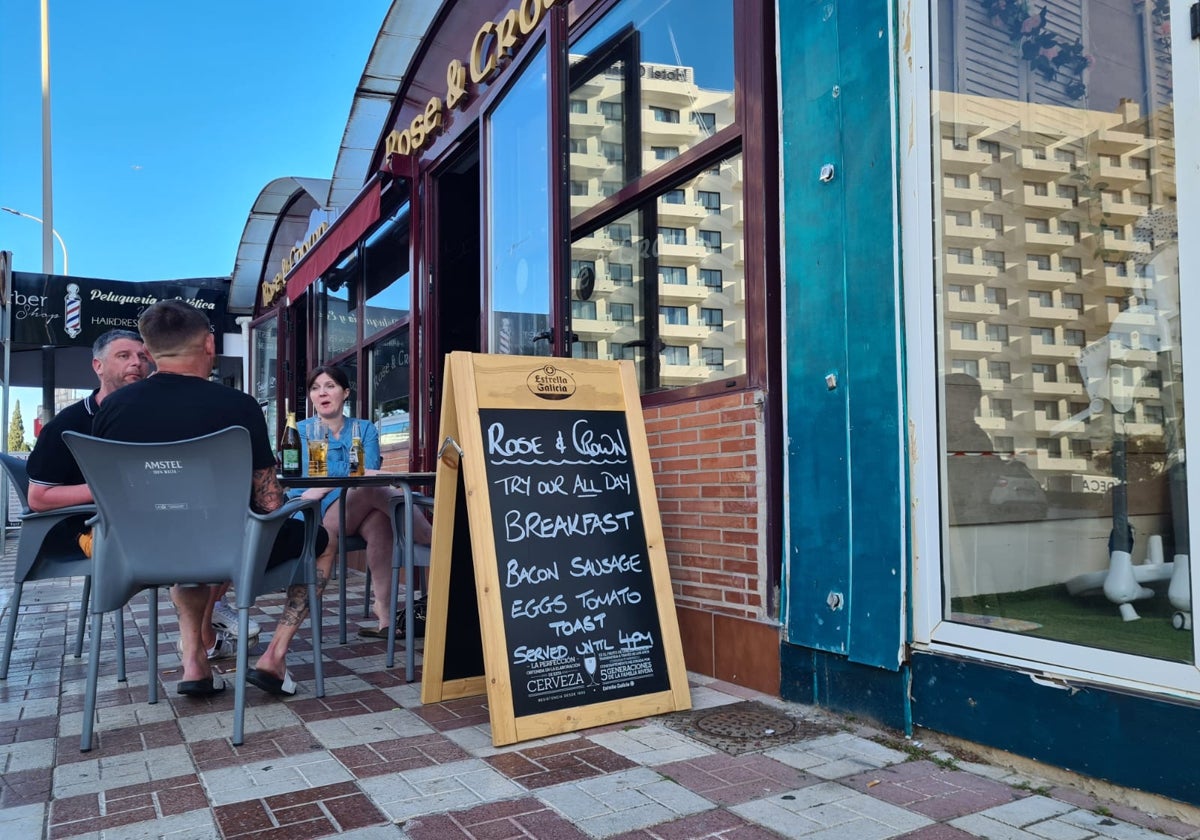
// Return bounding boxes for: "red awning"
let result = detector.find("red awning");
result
[284,178,382,304]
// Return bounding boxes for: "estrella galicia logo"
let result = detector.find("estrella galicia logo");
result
[525,365,576,400]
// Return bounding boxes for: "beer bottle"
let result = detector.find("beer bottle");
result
[349,421,365,476]
[280,400,302,478]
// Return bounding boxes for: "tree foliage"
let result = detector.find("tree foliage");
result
[8,401,30,452]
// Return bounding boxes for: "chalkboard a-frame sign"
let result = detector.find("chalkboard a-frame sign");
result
[421,352,691,746]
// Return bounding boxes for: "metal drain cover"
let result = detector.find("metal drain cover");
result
[663,700,837,755]
[695,705,797,739]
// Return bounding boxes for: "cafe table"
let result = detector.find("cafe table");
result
[278,472,436,680]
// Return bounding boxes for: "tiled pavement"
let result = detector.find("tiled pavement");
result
[2,542,1200,839]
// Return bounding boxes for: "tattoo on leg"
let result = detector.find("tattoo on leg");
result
[279,585,308,627]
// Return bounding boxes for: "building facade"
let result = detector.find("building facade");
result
[232,0,1200,805]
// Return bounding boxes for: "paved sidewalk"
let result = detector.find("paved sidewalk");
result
[2,541,1199,840]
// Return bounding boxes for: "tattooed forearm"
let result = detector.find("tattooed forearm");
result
[252,467,285,513]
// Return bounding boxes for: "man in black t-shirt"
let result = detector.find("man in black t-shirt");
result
[94,300,333,698]
[27,329,150,511]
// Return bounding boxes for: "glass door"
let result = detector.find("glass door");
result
[908,0,1199,694]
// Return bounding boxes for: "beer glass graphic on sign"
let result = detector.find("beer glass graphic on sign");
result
[308,425,328,477]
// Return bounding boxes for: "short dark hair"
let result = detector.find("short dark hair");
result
[305,365,351,392]
[92,329,142,360]
[137,299,210,357]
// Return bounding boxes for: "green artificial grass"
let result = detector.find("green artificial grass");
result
[951,583,1193,663]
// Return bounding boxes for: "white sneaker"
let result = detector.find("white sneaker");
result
[177,628,236,661]
[211,598,261,638]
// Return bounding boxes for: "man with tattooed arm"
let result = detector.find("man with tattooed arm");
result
[93,299,334,698]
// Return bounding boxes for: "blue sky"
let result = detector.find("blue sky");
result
[1,1,390,280]
[0,1,392,434]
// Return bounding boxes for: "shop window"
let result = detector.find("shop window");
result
[570,208,644,377]
[568,0,734,211]
[488,44,550,356]
[369,329,410,469]
[363,198,412,342]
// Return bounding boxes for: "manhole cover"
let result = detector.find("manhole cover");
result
[695,705,797,739]
[662,700,836,755]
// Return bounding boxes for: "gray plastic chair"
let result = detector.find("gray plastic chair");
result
[386,489,433,678]
[0,452,114,680]
[63,427,325,751]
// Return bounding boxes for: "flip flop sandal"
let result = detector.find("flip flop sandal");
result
[356,625,393,640]
[176,674,227,697]
[245,667,298,697]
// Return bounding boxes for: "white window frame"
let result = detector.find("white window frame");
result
[899,0,1200,697]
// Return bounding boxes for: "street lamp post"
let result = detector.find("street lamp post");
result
[0,207,68,274]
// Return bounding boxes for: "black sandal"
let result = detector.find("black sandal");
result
[393,596,427,639]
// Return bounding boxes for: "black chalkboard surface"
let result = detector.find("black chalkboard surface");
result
[480,407,670,717]
[420,353,690,746]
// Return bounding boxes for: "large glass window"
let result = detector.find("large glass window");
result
[932,0,1191,663]
[363,201,411,342]
[488,45,550,356]
[567,0,735,219]
[319,259,357,361]
[370,329,410,471]
[251,316,279,441]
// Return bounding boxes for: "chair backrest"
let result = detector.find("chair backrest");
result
[0,453,32,514]
[63,427,254,613]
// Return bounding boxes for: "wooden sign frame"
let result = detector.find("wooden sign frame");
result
[421,352,691,745]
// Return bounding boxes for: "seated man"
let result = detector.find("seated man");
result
[93,300,335,697]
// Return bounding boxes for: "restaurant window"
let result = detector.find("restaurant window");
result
[567,0,743,396]
[369,329,410,470]
[362,197,411,342]
[251,317,279,440]
[319,257,357,362]
[488,43,550,356]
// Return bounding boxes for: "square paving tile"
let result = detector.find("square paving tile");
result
[842,759,1026,820]
[403,795,590,840]
[655,752,819,805]
[214,779,389,837]
[410,696,492,732]
[485,736,638,789]
[333,732,471,778]
[48,772,208,839]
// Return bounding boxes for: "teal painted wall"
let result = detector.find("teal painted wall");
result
[778,0,905,670]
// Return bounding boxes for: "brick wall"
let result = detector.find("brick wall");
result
[642,389,767,619]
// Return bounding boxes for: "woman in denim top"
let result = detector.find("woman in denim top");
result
[290,365,429,636]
